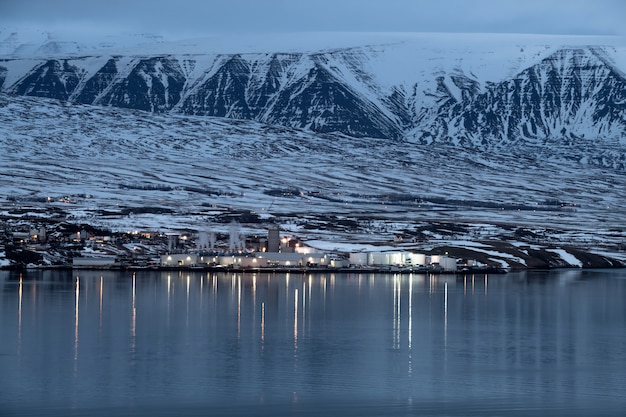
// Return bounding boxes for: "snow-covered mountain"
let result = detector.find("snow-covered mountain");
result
[2,31,626,267]
[2,31,625,147]
[2,92,626,267]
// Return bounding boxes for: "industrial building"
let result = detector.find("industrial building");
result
[349,251,458,271]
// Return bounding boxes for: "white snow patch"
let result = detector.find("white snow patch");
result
[488,258,509,269]
[461,247,527,266]
[546,248,582,267]
[305,240,396,253]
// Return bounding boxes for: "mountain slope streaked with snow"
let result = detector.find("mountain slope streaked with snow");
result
[1,32,626,265]
[1,93,625,236]
[2,31,625,148]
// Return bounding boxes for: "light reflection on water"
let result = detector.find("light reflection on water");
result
[1,269,625,416]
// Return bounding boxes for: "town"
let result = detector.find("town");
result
[0,217,494,273]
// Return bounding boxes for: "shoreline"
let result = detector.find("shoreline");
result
[1,264,508,274]
[0,264,607,274]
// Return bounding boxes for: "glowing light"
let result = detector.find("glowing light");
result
[237,276,242,340]
[74,275,80,372]
[408,275,413,376]
[261,302,265,345]
[99,276,103,332]
[294,288,298,346]
[444,281,448,349]
[18,274,23,356]
[302,282,306,335]
[131,274,136,353]
[408,276,413,350]
[484,274,488,295]
[393,275,400,350]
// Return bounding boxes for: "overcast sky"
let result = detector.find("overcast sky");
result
[1,0,624,39]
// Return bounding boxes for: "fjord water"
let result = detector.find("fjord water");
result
[1,270,625,416]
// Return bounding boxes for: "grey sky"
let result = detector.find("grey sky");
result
[1,0,624,38]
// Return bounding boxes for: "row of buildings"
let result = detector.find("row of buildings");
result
[157,226,467,271]
[4,219,481,272]
[156,250,466,272]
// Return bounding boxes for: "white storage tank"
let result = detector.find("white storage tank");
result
[369,252,389,265]
[349,252,368,265]
[330,258,349,268]
[439,255,458,272]
[388,252,406,265]
[408,253,426,266]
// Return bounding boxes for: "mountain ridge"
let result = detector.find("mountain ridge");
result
[2,33,625,146]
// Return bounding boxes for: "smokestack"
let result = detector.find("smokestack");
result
[268,226,279,253]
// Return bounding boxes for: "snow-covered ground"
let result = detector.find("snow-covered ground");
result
[546,249,583,268]
[1,30,625,269]
[0,252,10,267]
[1,93,625,268]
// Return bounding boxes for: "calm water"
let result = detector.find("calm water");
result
[1,269,625,416]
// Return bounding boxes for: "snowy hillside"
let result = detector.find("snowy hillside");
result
[1,93,626,265]
[1,31,625,148]
[1,31,626,267]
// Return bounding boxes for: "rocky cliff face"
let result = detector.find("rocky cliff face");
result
[417,47,626,147]
[10,59,82,101]
[1,40,625,146]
